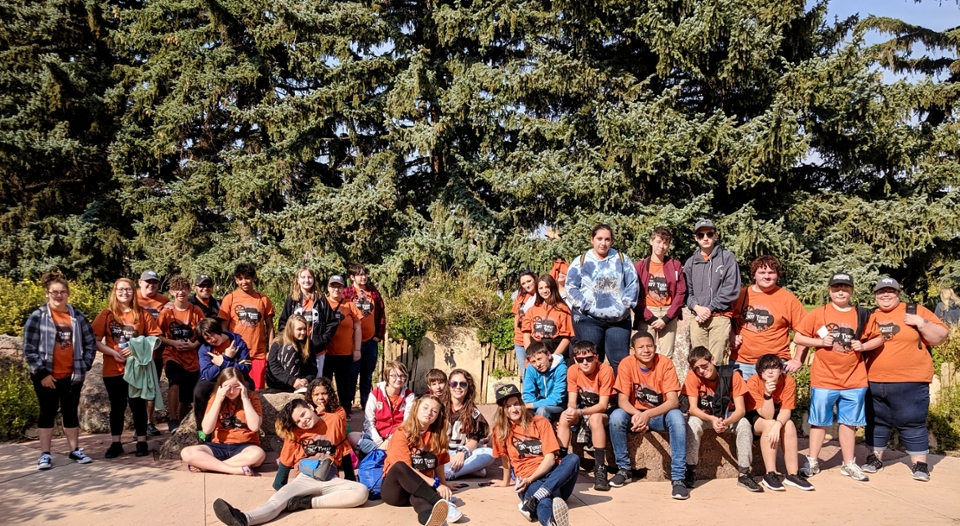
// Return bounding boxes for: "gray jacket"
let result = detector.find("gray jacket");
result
[683,244,741,314]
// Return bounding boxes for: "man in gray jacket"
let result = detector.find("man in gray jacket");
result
[683,219,741,364]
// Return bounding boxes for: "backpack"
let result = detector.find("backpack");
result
[678,364,739,416]
[357,448,387,500]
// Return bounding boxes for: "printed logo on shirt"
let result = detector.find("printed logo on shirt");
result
[878,322,901,341]
[411,448,438,471]
[143,307,161,320]
[218,409,248,430]
[295,306,318,325]
[647,275,668,301]
[354,295,373,317]
[742,305,774,332]
[234,305,262,327]
[633,383,664,408]
[300,435,336,457]
[826,323,856,351]
[696,386,717,415]
[169,320,193,341]
[511,436,543,458]
[108,321,138,341]
[577,387,600,409]
[532,317,558,340]
[55,323,72,349]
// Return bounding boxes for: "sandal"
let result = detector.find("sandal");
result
[187,465,204,473]
[241,466,257,477]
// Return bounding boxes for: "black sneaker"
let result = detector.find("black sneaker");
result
[286,495,313,511]
[783,473,815,491]
[684,464,697,489]
[738,472,763,492]
[518,497,538,522]
[135,441,149,457]
[671,479,689,500]
[609,468,632,487]
[104,442,125,459]
[69,448,93,464]
[146,423,161,436]
[167,419,180,435]
[912,462,930,482]
[594,464,610,492]
[761,471,785,492]
[861,453,884,474]
[213,498,248,526]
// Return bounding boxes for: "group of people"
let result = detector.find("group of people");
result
[18,218,954,525]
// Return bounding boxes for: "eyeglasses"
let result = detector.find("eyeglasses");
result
[389,374,407,381]
[449,381,468,389]
[574,356,596,364]
[695,231,716,240]
[47,291,69,296]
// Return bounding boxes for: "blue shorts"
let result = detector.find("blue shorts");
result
[206,442,253,461]
[809,387,867,427]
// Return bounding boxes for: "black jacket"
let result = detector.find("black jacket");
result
[277,293,340,353]
[188,294,221,319]
[265,341,318,391]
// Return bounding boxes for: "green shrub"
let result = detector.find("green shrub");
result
[791,365,811,433]
[479,314,516,355]
[0,363,40,440]
[932,326,960,378]
[0,277,110,336]
[928,384,960,453]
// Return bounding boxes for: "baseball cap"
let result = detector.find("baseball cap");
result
[328,275,346,287]
[828,273,854,287]
[495,384,522,405]
[694,219,716,232]
[195,274,213,286]
[873,277,901,292]
[139,270,159,282]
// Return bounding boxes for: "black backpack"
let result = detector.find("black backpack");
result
[679,364,740,416]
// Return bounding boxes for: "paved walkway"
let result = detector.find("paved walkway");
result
[5,431,960,526]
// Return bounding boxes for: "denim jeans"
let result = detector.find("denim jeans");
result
[733,361,756,380]
[609,407,687,480]
[866,381,930,455]
[535,405,565,421]
[445,447,496,479]
[515,345,526,379]
[573,314,631,374]
[350,338,379,410]
[520,454,580,526]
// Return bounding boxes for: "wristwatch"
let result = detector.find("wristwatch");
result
[763,394,773,400]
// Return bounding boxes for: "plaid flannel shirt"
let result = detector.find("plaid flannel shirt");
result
[22,305,97,385]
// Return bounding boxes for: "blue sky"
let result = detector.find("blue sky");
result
[825,0,958,36]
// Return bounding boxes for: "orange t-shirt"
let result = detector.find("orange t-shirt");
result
[218,289,275,360]
[614,355,682,411]
[866,303,945,383]
[797,304,879,390]
[681,369,747,416]
[50,308,75,379]
[732,286,807,363]
[645,261,671,308]
[137,291,170,321]
[566,362,615,409]
[513,293,536,346]
[351,287,377,342]
[159,304,204,371]
[206,392,262,445]
[279,409,348,472]
[522,303,574,343]
[744,373,797,412]
[491,416,560,479]
[92,308,162,377]
[325,297,363,356]
[383,428,451,479]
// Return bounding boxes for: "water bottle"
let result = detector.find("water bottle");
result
[118,333,129,351]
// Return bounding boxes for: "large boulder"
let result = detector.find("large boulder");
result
[78,353,170,434]
[0,335,23,374]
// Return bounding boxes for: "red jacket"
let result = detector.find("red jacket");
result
[634,256,687,326]
[366,382,414,441]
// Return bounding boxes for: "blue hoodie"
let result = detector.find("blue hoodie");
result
[522,353,568,409]
[567,248,639,321]
[198,332,252,382]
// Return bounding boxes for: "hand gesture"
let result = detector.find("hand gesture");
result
[223,343,238,358]
[209,352,224,367]
[711,416,726,434]
[631,412,650,433]
[215,382,231,401]
[238,379,250,400]
[40,375,56,389]
[904,313,925,328]
[764,379,778,396]
[693,306,711,323]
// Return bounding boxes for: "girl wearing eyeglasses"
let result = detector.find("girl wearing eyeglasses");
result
[348,360,415,457]
[444,369,495,481]
[523,274,575,362]
[180,367,265,476]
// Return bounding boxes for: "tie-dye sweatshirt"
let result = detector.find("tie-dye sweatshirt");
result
[566,248,639,322]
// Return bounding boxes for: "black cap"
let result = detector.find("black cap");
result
[828,273,854,287]
[495,384,522,405]
[195,274,213,286]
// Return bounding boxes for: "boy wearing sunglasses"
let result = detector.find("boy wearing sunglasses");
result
[557,341,615,491]
[683,219,741,365]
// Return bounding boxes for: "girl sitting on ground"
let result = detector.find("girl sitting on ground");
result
[445,369,495,480]
[304,376,356,481]
[348,360,415,456]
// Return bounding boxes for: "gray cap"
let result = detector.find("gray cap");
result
[139,270,159,282]
[694,219,716,232]
[328,275,346,286]
[828,273,854,287]
[873,277,901,292]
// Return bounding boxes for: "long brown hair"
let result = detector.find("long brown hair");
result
[447,369,479,437]
[108,278,140,324]
[399,394,448,455]
[533,274,562,307]
[290,267,320,302]
[212,367,249,412]
[280,314,310,362]
[492,393,532,448]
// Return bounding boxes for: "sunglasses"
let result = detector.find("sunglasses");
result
[695,231,716,239]
[449,381,468,389]
[574,355,596,364]
[692,363,711,372]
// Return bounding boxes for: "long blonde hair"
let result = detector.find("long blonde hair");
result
[108,278,140,324]
[280,314,310,361]
[941,288,960,309]
[399,394,448,455]
[290,267,320,302]
[492,393,532,448]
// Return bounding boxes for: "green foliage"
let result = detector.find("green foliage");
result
[929,384,960,453]
[490,367,515,380]
[791,365,812,433]
[481,315,518,355]
[0,278,109,336]
[932,327,960,377]
[0,363,40,440]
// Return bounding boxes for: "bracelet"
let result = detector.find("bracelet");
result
[456,446,470,457]
[432,477,441,489]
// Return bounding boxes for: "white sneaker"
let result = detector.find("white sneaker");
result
[69,448,93,464]
[840,460,869,482]
[426,500,449,526]
[799,455,820,477]
[551,498,569,526]
[475,467,487,479]
[447,502,464,523]
[37,453,52,470]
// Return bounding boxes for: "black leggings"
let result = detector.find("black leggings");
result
[381,463,440,520]
[103,375,147,437]
[323,355,356,414]
[193,380,216,428]
[33,377,82,429]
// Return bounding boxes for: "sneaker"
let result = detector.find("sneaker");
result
[608,468,632,488]
[37,453,52,470]
[799,456,820,477]
[861,453,884,473]
[69,448,93,464]
[447,502,464,523]
[475,467,487,479]
[551,498,569,526]
[671,479,690,500]
[285,495,313,511]
[594,464,610,492]
[135,441,149,457]
[518,497,538,522]
[783,473,815,491]
[912,462,930,482]
[213,498,248,526]
[425,500,449,526]
[684,464,697,489]
[760,472,784,491]
[167,419,180,435]
[104,442,125,458]
[738,472,764,492]
[146,423,161,436]
[839,460,869,482]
